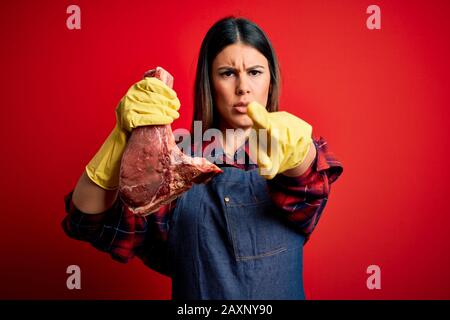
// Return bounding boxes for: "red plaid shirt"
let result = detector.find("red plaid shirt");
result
[62,136,343,275]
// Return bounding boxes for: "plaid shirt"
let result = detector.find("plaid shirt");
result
[62,136,343,275]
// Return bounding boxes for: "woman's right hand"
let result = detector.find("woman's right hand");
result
[85,72,180,190]
[115,77,180,132]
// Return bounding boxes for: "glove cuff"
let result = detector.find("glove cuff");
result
[279,135,313,174]
[85,126,127,190]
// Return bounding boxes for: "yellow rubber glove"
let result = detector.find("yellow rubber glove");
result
[86,77,180,190]
[247,101,313,179]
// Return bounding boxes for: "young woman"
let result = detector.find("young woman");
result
[62,16,343,300]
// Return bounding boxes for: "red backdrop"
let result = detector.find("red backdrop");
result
[1,0,449,299]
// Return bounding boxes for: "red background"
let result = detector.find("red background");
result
[1,0,449,299]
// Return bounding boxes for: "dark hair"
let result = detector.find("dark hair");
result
[192,16,281,133]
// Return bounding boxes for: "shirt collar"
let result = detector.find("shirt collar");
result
[199,137,257,170]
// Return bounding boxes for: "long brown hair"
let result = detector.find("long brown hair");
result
[192,16,281,134]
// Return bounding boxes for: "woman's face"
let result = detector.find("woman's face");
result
[211,43,271,131]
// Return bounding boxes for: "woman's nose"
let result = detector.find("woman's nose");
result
[236,76,251,95]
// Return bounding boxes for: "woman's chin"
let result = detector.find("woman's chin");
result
[232,117,253,130]
[220,114,253,131]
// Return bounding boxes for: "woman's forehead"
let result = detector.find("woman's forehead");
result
[213,43,268,69]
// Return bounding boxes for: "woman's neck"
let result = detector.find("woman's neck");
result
[218,123,252,157]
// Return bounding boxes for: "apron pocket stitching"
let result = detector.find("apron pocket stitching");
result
[236,246,287,261]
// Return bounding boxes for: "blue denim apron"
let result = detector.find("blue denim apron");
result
[167,166,306,300]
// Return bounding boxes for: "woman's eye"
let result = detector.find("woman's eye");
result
[221,71,235,77]
[220,70,261,77]
[249,70,262,76]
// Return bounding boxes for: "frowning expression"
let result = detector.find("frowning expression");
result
[211,43,271,131]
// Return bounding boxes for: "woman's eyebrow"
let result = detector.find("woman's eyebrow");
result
[217,65,265,71]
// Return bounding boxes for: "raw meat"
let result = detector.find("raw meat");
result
[143,67,174,88]
[118,67,222,216]
[119,126,222,215]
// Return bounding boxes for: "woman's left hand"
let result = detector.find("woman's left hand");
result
[247,101,313,179]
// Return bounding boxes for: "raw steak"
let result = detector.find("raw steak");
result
[118,67,222,216]
[143,67,174,88]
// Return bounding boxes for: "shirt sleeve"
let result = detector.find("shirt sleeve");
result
[61,191,175,275]
[267,136,343,242]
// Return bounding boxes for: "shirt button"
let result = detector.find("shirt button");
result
[224,197,230,203]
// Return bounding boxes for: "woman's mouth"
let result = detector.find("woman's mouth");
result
[234,106,248,114]
[233,102,249,114]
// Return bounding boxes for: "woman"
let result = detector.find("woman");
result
[62,16,343,300]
